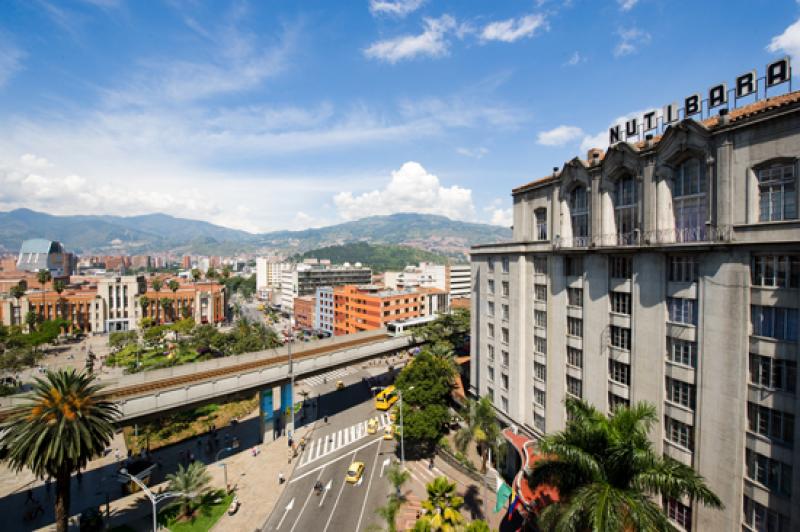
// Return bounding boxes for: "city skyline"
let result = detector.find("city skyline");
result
[0,0,798,234]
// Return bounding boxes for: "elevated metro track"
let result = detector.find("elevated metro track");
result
[0,329,416,423]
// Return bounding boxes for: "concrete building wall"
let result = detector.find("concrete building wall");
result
[470,92,800,532]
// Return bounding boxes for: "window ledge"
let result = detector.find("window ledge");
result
[750,334,796,344]
[665,359,696,371]
[733,219,800,229]
[666,321,696,328]
[664,400,695,415]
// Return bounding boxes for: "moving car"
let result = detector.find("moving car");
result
[383,425,395,440]
[345,461,365,483]
[389,408,398,423]
[367,418,379,434]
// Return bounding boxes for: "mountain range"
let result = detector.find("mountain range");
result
[0,209,511,258]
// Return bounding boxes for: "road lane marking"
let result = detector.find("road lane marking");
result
[290,437,382,483]
[276,497,294,529]
[322,449,359,532]
[319,479,333,507]
[289,466,326,532]
[355,437,384,532]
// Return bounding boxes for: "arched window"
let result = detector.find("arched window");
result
[758,162,797,221]
[674,159,706,242]
[535,208,547,240]
[570,186,589,245]
[614,175,638,245]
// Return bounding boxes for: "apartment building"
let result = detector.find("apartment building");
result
[384,261,472,304]
[333,285,426,336]
[280,263,372,313]
[470,91,800,531]
[293,295,316,330]
[315,286,334,335]
[255,257,289,299]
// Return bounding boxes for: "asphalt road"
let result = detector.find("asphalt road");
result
[263,366,397,532]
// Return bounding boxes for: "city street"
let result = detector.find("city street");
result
[264,366,398,532]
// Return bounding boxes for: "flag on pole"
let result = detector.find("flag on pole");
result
[494,480,513,513]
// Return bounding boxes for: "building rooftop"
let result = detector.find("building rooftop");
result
[18,238,64,255]
[512,89,800,195]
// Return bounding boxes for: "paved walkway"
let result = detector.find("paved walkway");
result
[0,409,318,531]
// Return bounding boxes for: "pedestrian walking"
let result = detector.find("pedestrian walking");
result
[428,457,435,470]
[278,472,285,484]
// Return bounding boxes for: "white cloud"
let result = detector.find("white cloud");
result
[0,35,24,88]
[767,18,800,62]
[364,15,456,63]
[490,208,512,227]
[456,146,489,158]
[618,0,639,11]
[333,161,475,221]
[537,125,584,146]
[614,27,650,57]
[565,51,584,66]
[481,14,546,43]
[369,0,425,17]
[20,153,53,169]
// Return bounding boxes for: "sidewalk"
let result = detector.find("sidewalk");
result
[0,410,318,532]
[396,456,504,531]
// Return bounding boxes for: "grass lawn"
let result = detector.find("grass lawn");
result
[159,492,233,532]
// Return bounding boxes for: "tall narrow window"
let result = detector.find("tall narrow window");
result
[535,208,548,240]
[673,158,706,242]
[614,175,639,245]
[758,163,797,221]
[570,186,590,245]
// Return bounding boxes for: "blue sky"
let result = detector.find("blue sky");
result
[0,0,798,233]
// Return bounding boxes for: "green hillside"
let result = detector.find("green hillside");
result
[293,242,456,273]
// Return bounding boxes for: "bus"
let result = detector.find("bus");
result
[375,384,399,410]
[386,314,438,337]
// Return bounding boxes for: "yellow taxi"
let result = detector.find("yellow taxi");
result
[388,408,398,423]
[345,461,365,483]
[383,424,395,440]
[336,380,345,391]
[367,418,379,434]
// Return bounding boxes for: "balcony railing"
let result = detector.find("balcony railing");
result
[554,225,731,248]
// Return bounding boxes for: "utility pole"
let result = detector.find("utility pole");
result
[287,310,294,436]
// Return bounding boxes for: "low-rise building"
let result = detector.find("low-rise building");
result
[293,295,316,330]
[333,285,426,336]
[280,263,372,313]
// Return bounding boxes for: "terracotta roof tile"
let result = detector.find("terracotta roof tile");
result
[512,89,800,195]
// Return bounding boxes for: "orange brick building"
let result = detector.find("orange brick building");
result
[293,295,316,330]
[333,285,426,336]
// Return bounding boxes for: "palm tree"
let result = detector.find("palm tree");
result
[139,295,151,320]
[165,461,212,518]
[151,279,162,321]
[454,396,500,473]
[10,282,26,326]
[53,280,66,322]
[376,497,403,532]
[0,369,119,532]
[191,268,202,284]
[37,269,51,320]
[221,265,232,280]
[206,267,217,280]
[160,297,173,323]
[527,397,722,532]
[168,280,180,319]
[387,461,410,498]
[416,477,464,531]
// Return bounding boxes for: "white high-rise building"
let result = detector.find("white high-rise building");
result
[256,257,289,299]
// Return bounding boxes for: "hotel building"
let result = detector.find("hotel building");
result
[470,91,800,530]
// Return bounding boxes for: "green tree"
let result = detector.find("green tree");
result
[418,309,470,352]
[221,265,232,279]
[376,497,402,532]
[387,461,410,498]
[528,397,722,532]
[164,461,212,518]
[151,279,163,322]
[9,283,26,327]
[191,268,202,283]
[416,476,465,531]
[395,349,455,451]
[25,310,38,332]
[464,521,491,532]
[0,369,119,532]
[454,396,500,474]
[206,267,217,280]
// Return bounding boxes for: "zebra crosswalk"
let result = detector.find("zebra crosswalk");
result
[406,459,446,487]
[297,413,392,468]
[298,367,355,388]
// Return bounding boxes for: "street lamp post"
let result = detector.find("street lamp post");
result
[215,446,234,491]
[287,310,295,436]
[398,386,414,467]
[119,468,190,532]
